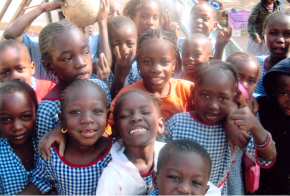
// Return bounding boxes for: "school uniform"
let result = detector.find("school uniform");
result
[96,140,165,195]
[31,141,112,195]
[0,138,38,194]
[166,112,273,194]
[36,76,111,144]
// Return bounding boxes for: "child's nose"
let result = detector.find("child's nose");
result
[74,56,87,69]
[177,181,192,195]
[80,112,94,124]
[13,119,24,132]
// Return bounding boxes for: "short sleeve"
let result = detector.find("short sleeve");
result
[36,101,61,144]
[31,154,52,193]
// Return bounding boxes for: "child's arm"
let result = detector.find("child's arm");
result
[3,2,62,40]
[229,106,277,162]
[39,128,66,160]
[20,184,41,195]
[247,6,262,43]
[95,0,112,77]
[110,47,134,98]
[213,25,232,60]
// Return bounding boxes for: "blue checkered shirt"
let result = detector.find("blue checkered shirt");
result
[0,138,38,194]
[166,112,232,193]
[31,145,112,194]
[36,78,111,144]
[143,172,156,194]
[166,112,272,194]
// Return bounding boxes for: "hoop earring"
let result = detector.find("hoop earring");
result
[60,128,68,134]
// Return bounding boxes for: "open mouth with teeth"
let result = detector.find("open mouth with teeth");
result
[129,128,148,135]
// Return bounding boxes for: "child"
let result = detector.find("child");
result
[107,16,141,97]
[179,33,212,82]
[35,20,111,143]
[247,0,280,56]
[96,90,165,195]
[0,80,38,194]
[0,40,56,102]
[3,1,111,81]
[30,80,112,195]
[254,11,290,97]
[257,58,290,194]
[111,29,193,121]
[153,140,221,195]
[166,61,276,194]
[190,1,233,60]
[227,52,260,113]
[124,0,161,36]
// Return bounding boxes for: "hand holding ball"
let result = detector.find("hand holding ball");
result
[62,0,100,28]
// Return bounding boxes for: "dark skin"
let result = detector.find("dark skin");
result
[47,29,93,90]
[138,38,176,98]
[0,92,35,171]
[0,45,35,85]
[115,92,164,174]
[157,151,210,195]
[62,86,109,165]
[110,23,138,97]
[264,15,290,71]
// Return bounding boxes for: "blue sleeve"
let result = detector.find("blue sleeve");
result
[22,34,52,80]
[36,101,61,144]
[89,77,112,105]
[31,154,52,193]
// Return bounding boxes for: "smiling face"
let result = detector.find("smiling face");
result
[115,91,163,147]
[139,38,176,93]
[110,23,137,65]
[264,15,290,59]
[182,37,212,79]
[0,45,34,85]
[62,85,107,147]
[48,29,92,86]
[157,150,210,195]
[0,91,35,146]
[133,0,160,35]
[193,69,237,125]
[190,3,217,36]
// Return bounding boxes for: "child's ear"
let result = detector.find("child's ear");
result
[157,117,165,136]
[31,61,36,75]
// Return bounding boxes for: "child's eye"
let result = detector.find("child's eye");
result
[0,70,10,76]
[167,175,180,183]
[16,66,25,73]
[191,180,202,187]
[141,59,151,65]
[62,55,73,62]
[21,113,33,121]
[83,47,90,55]
[127,42,135,48]
[0,116,13,124]
[248,78,257,85]
[218,96,229,103]
[200,92,210,100]
[141,110,151,115]
[68,110,81,115]
[93,109,105,115]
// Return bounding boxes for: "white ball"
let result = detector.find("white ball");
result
[62,0,100,28]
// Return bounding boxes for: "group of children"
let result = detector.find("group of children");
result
[0,0,289,195]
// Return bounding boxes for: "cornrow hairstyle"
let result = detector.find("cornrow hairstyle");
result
[137,29,182,73]
[38,20,81,71]
[123,0,161,20]
[60,79,107,112]
[157,139,212,176]
[0,39,31,62]
[112,90,161,137]
[0,80,38,111]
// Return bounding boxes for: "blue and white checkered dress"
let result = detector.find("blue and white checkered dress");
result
[142,171,156,194]
[166,112,233,193]
[31,145,112,194]
[36,77,111,144]
[0,138,38,194]
[166,112,273,194]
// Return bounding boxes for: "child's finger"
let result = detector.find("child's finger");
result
[114,46,121,61]
[59,140,66,157]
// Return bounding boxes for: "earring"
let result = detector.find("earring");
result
[60,128,68,134]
